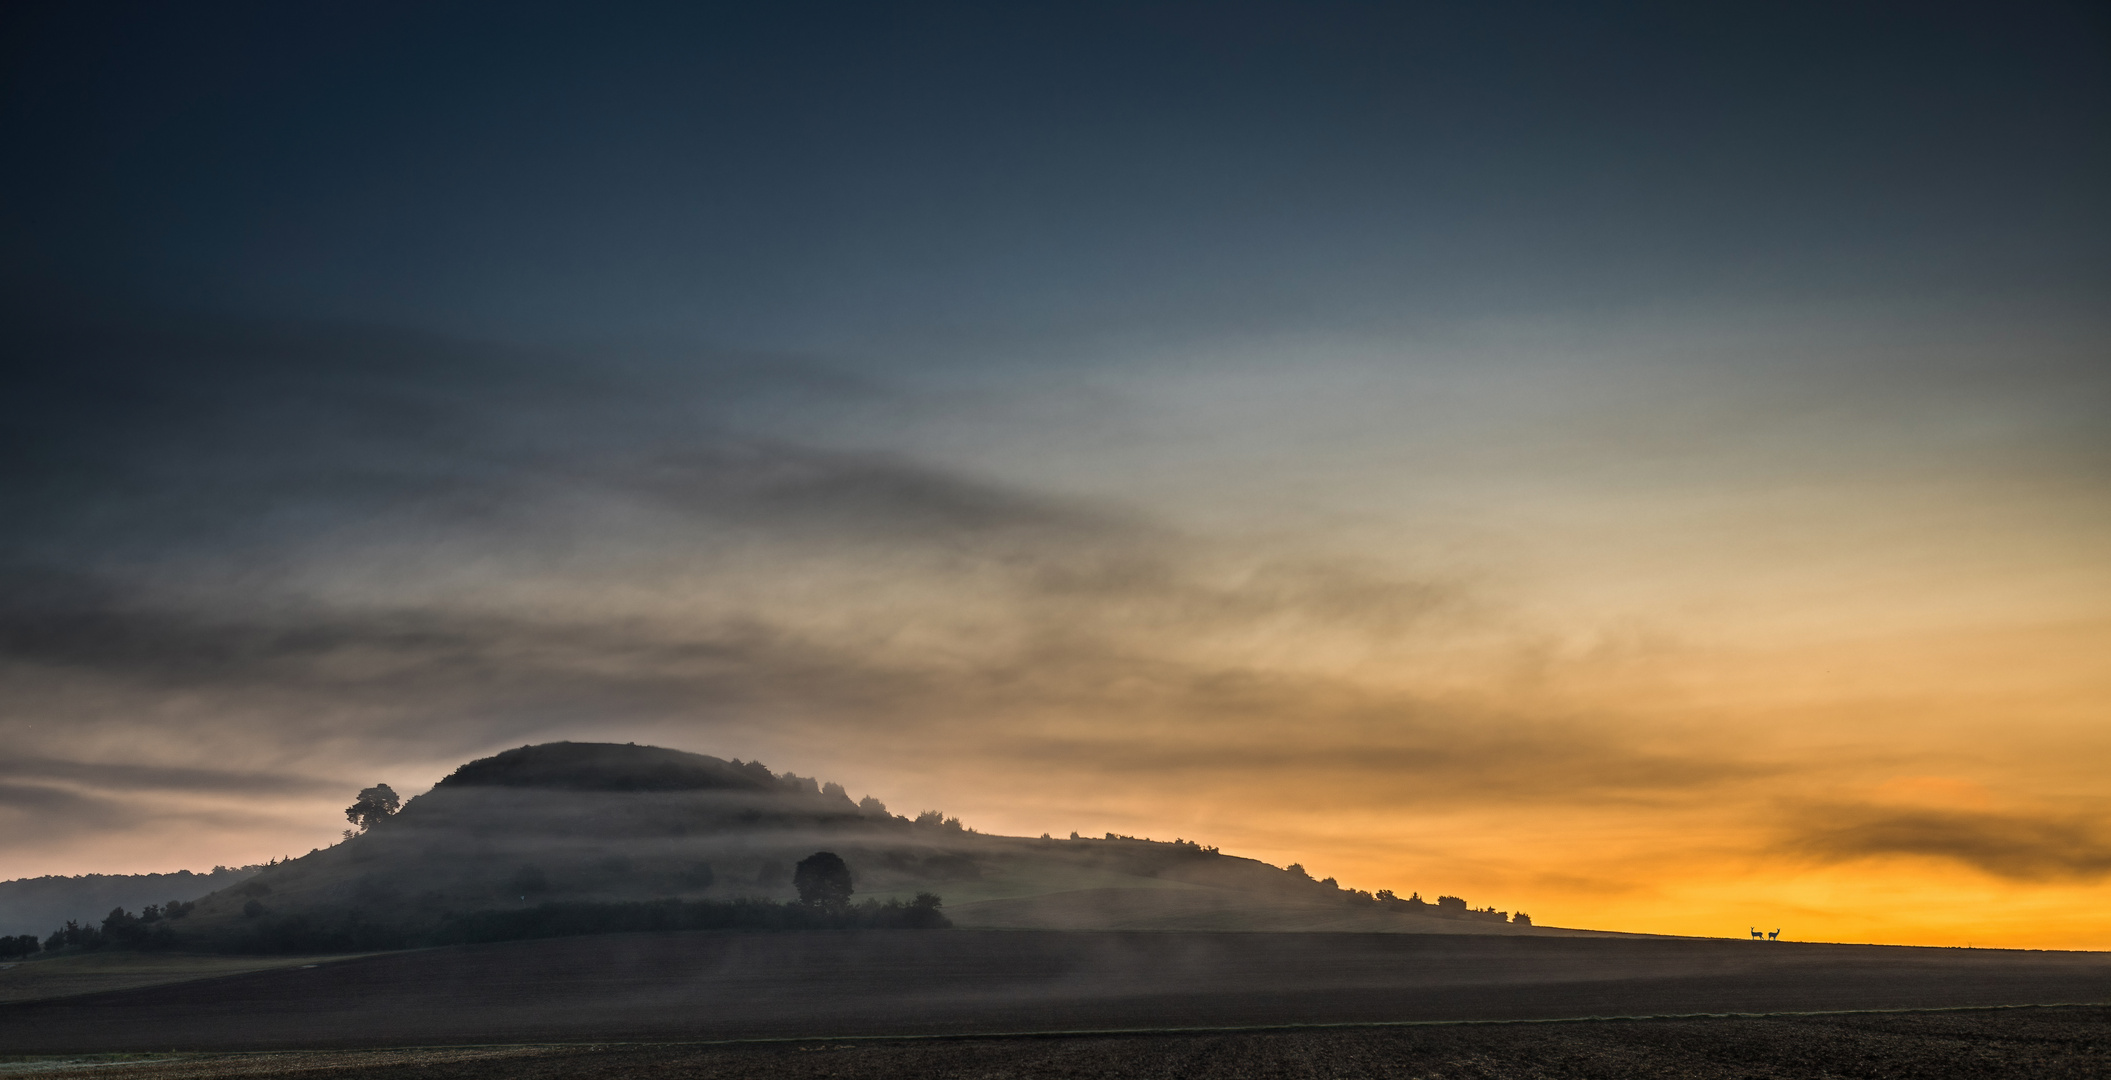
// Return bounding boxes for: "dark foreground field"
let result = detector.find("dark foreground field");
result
[2,931,2107,1054]
[5,1007,2108,1079]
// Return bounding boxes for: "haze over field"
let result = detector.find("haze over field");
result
[3,3,2107,949]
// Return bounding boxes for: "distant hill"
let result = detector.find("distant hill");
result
[0,866,261,938]
[92,742,1569,951]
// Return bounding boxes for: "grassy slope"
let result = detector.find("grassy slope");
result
[168,788,1539,944]
[147,744,1539,944]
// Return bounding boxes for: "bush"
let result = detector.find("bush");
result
[794,852,853,910]
[899,892,948,929]
[102,907,176,950]
[44,920,103,951]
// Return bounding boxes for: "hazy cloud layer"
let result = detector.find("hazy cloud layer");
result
[0,757,333,797]
[0,308,1783,876]
[1783,804,2111,882]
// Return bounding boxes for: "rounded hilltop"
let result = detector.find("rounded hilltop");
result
[438,742,787,793]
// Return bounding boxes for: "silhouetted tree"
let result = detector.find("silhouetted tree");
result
[900,892,948,928]
[100,906,175,949]
[44,919,103,951]
[345,784,401,833]
[793,851,853,910]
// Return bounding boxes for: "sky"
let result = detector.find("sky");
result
[2,1,2108,948]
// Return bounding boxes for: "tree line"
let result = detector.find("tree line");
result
[22,851,946,957]
[29,900,198,955]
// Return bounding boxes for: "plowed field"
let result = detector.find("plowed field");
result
[5,1007,2107,1079]
[2,931,2105,1055]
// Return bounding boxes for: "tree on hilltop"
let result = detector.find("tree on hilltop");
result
[345,784,401,834]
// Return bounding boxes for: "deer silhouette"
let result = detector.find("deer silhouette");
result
[1768,929,1781,940]
[1750,927,1763,939]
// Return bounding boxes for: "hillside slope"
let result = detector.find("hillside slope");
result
[152,742,1559,948]
[0,867,260,940]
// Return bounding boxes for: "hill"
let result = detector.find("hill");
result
[0,867,261,940]
[87,741,1564,951]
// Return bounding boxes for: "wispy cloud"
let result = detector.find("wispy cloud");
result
[0,758,336,797]
[1781,804,2111,882]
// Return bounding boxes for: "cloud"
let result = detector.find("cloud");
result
[0,550,1757,822]
[0,783,138,848]
[0,306,1481,746]
[0,783,115,817]
[631,443,1129,543]
[0,304,884,566]
[1780,804,2111,881]
[0,304,1788,875]
[1001,695,1781,809]
[0,759,335,797]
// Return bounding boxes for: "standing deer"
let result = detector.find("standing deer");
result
[1768,929,1781,940]
[1750,927,1764,939]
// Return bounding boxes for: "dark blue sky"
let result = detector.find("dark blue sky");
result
[7,1,2105,349]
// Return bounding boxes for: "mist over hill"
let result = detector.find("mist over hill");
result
[40,742,1562,952]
